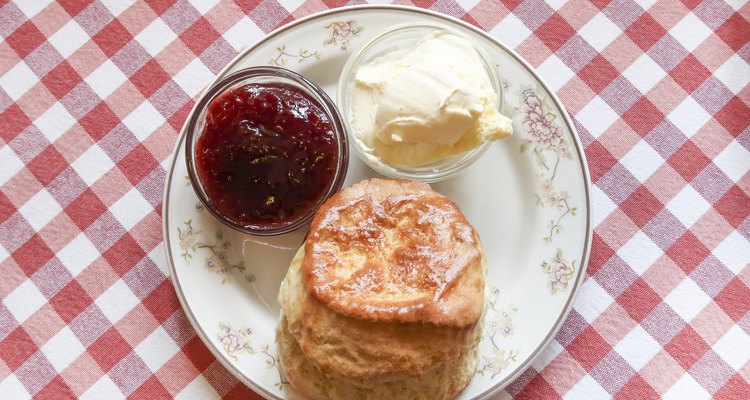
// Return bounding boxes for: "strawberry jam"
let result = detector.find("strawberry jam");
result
[195,82,338,228]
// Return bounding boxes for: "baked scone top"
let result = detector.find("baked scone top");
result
[304,178,485,327]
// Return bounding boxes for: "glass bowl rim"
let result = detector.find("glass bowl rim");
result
[337,22,503,183]
[185,66,349,236]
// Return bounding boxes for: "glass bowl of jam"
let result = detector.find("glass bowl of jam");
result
[338,23,507,183]
[185,67,348,236]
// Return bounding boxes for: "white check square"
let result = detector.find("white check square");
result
[134,326,180,372]
[490,13,533,50]
[665,185,711,229]
[0,62,38,100]
[85,60,127,99]
[40,326,85,372]
[34,102,76,143]
[614,326,661,370]
[537,54,575,92]
[575,97,619,139]
[176,376,219,399]
[573,278,614,323]
[95,279,139,324]
[135,18,177,57]
[617,231,662,275]
[122,101,165,141]
[623,53,666,94]
[620,139,663,182]
[4,279,47,323]
[0,146,25,187]
[669,13,712,52]
[663,374,710,400]
[172,58,214,98]
[712,231,750,275]
[48,20,89,58]
[713,325,750,370]
[664,279,711,323]
[57,233,100,277]
[110,187,152,230]
[577,13,621,52]
[19,188,61,231]
[667,97,711,138]
[71,144,114,186]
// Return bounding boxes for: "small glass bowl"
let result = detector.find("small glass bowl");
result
[337,23,503,183]
[185,66,348,236]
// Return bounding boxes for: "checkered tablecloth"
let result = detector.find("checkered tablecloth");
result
[0,0,748,398]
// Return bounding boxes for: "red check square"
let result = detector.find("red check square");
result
[622,97,664,137]
[65,189,107,230]
[586,141,619,183]
[666,231,710,274]
[667,141,711,182]
[12,234,54,276]
[129,59,170,98]
[142,281,180,323]
[715,12,750,51]
[665,326,709,369]
[714,96,750,137]
[579,55,620,93]
[26,146,67,186]
[535,13,576,52]
[87,327,131,371]
[620,186,663,228]
[79,102,120,141]
[714,278,750,321]
[669,54,711,93]
[50,280,93,323]
[0,191,14,224]
[35,376,76,400]
[92,19,133,58]
[117,144,158,185]
[588,233,616,276]
[41,61,82,98]
[6,20,46,59]
[0,104,32,142]
[513,375,559,399]
[1,327,38,372]
[715,374,750,399]
[615,374,660,399]
[179,17,221,55]
[102,234,145,276]
[618,278,662,322]
[182,336,215,372]
[130,375,170,398]
[626,13,667,51]
[567,326,612,371]
[58,0,89,17]
[714,185,750,227]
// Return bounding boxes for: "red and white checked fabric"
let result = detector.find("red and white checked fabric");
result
[0,0,747,398]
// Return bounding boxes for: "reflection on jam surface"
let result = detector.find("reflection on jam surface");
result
[196,82,338,228]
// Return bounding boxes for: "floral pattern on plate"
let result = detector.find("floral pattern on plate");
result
[268,21,364,66]
[218,323,288,390]
[477,288,518,379]
[323,21,364,51]
[519,87,578,245]
[268,46,320,67]
[177,218,254,284]
[541,249,577,294]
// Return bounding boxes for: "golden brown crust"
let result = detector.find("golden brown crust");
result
[280,246,485,383]
[277,313,482,400]
[303,178,484,327]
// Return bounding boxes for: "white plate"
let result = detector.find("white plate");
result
[163,5,591,399]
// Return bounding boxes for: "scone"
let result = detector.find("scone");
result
[277,178,487,400]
